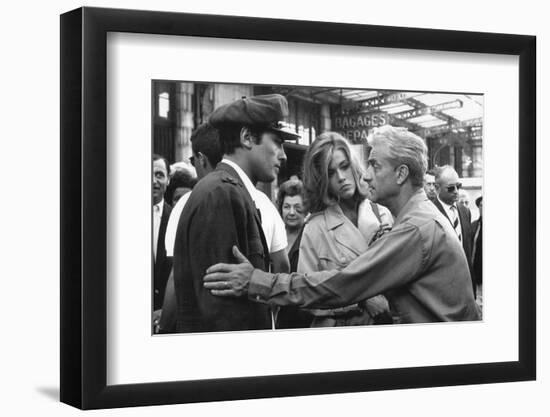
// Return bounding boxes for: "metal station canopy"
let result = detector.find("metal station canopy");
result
[278,87,484,140]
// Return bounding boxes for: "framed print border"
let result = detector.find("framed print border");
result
[60,6,536,410]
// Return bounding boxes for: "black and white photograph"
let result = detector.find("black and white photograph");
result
[2,0,547,413]
[52,4,539,411]
[151,82,484,334]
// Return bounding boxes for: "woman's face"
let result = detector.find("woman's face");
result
[328,149,356,201]
[282,195,305,230]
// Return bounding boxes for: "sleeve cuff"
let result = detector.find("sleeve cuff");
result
[248,269,274,303]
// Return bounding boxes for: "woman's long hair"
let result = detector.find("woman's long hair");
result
[302,132,368,213]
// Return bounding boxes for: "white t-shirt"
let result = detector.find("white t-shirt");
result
[164,191,191,257]
[251,187,288,253]
[164,159,288,256]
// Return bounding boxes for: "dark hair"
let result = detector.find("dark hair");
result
[475,196,482,207]
[165,169,197,204]
[277,179,305,214]
[153,153,170,176]
[190,123,223,167]
[216,124,267,155]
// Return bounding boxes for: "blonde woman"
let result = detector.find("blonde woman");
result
[298,132,393,327]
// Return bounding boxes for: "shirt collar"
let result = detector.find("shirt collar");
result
[324,204,346,230]
[394,189,428,225]
[154,199,164,213]
[324,200,373,230]
[221,158,258,202]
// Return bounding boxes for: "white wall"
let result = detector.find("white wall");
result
[1,1,546,416]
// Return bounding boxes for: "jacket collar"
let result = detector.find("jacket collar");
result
[218,159,254,191]
[216,161,241,179]
[324,204,346,230]
[394,189,429,226]
[323,203,368,256]
[431,194,457,227]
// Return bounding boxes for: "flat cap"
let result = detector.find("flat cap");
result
[209,94,300,141]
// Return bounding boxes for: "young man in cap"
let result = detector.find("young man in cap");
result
[172,94,298,332]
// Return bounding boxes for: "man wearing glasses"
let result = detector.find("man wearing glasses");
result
[433,165,475,297]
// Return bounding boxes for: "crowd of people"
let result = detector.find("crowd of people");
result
[152,94,483,334]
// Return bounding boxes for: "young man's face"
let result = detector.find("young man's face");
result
[365,142,400,207]
[250,131,287,183]
[153,159,169,205]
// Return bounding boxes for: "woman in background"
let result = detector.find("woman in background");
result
[299,132,393,327]
[277,178,307,272]
[275,178,312,328]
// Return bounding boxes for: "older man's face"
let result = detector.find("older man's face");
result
[153,159,169,205]
[436,169,461,205]
[365,142,400,206]
[424,174,436,199]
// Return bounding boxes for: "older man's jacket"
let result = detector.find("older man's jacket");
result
[432,198,475,295]
[248,190,480,323]
[173,163,271,332]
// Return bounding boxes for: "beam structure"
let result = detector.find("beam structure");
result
[404,97,460,125]
[357,92,411,109]
[416,117,483,138]
[392,99,463,120]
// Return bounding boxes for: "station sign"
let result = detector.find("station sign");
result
[333,112,388,144]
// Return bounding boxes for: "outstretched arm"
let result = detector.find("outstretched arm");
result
[204,223,425,309]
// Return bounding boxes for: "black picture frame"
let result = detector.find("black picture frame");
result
[60,6,536,410]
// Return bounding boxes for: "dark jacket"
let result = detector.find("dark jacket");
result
[432,198,474,294]
[154,202,172,310]
[173,163,271,332]
[288,225,304,273]
[471,217,482,286]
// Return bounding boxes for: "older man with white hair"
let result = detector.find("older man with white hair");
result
[203,125,480,323]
